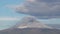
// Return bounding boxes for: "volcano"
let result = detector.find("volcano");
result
[0,16,60,34]
[15,16,52,29]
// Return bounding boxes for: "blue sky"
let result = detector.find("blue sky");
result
[0,0,60,30]
[0,0,25,17]
[0,0,27,30]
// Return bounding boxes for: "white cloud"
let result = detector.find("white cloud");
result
[27,0,36,2]
[0,17,19,21]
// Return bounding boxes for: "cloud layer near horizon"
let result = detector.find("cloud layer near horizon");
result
[9,0,60,19]
[0,17,19,21]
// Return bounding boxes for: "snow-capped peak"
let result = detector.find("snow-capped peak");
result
[16,16,52,29]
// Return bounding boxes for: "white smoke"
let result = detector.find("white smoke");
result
[6,0,60,19]
[14,0,60,19]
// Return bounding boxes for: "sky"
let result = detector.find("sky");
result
[0,0,27,30]
[0,0,25,17]
[0,0,60,30]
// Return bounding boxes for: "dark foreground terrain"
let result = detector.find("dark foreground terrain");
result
[0,28,60,34]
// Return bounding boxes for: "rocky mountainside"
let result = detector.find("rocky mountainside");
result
[0,28,60,34]
[46,24,60,29]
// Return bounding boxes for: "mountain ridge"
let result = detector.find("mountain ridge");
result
[0,16,60,34]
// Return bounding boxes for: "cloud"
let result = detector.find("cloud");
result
[0,17,19,21]
[8,0,60,19]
